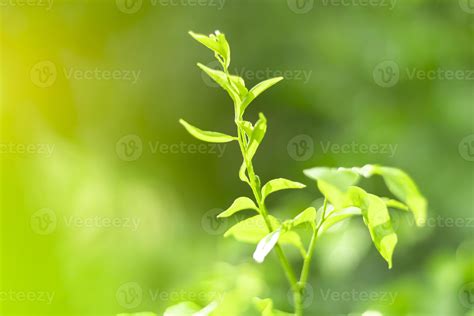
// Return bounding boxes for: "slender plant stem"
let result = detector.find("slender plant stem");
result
[236,126,299,291]
[295,198,328,315]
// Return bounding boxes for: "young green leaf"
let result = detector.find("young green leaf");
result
[164,301,218,316]
[225,215,304,256]
[179,119,237,143]
[253,297,293,316]
[261,178,306,202]
[320,206,362,233]
[247,113,267,160]
[239,160,250,184]
[217,197,259,218]
[197,63,241,103]
[291,207,317,228]
[253,229,281,263]
[363,193,398,269]
[369,165,427,226]
[240,77,284,115]
[383,198,409,211]
[189,30,230,68]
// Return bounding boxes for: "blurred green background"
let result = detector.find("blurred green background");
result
[1,0,473,315]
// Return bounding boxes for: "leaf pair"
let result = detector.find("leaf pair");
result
[304,165,427,268]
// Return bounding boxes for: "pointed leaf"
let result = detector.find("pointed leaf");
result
[247,113,267,160]
[369,165,427,226]
[241,77,284,114]
[304,167,361,208]
[253,229,281,263]
[261,178,306,201]
[320,206,362,233]
[253,298,294,316]
[197,63,241,103]
[180,119,236,143]
[383,198,409,211]
[239,160,250,184]
[189,30,230,68]
[217,197,258,218]
[224,215,303,255]
[291,207,317,228]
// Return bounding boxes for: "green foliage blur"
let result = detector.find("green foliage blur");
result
[1,1,473,315]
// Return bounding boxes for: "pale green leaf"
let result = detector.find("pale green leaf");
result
[253,297,294,316]
[253,229,281,263]
[369,165,427,226]
[197,63,240,103]
[180,119,236,143]
[320,206,362,233]
[291,207,317,228]
[217,197,258,218]
[239,160,250,184]
[189,30,230,68]
[261,178,306,201]
[164,301,217,316]
[225,215,304,255]
[247,113,267,160]
[383,198,409,211]
[240,77,284,114]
